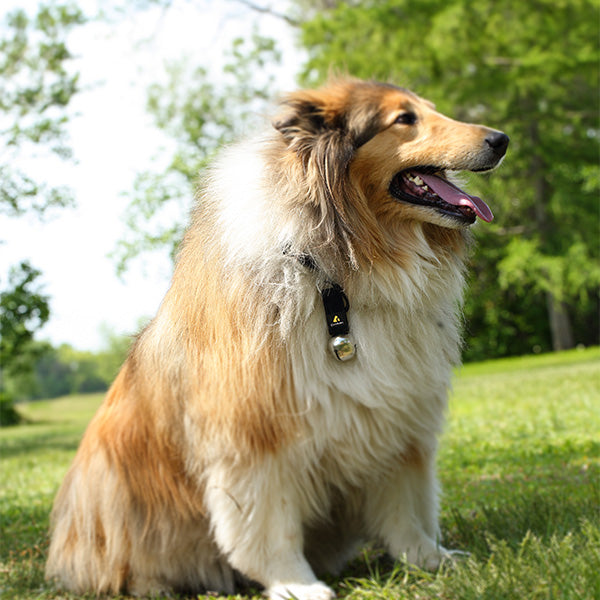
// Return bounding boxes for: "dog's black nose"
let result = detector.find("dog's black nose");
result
[485,131,509,156]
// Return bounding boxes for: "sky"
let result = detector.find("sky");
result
[2,0,302,351]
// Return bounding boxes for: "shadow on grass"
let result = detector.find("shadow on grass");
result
[444,488,598,557]
[0,429,82,459]
[441,440,599,557]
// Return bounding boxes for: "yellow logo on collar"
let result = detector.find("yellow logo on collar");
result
[332,315,341,323]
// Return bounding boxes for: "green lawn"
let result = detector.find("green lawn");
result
[1,348,599,599]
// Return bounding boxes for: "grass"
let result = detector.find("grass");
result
[1,347,599,599]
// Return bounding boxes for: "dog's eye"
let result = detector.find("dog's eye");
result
[395,112,417,126]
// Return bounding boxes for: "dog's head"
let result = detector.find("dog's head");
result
[273,78,508,264]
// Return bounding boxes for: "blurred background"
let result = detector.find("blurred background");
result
[1,0,598,409]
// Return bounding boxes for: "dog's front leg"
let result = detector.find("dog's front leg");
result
[205,463,335,600]
[364,447,452,570]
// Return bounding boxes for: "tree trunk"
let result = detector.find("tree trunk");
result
[546,292,575,351]
[530,122,575,352]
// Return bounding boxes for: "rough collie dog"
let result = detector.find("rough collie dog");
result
[46,78,508,599]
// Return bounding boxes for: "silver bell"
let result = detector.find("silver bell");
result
[329,334,357,362]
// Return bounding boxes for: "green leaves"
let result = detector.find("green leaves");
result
[499,237,600,303]
[0,262,50,384]
[0,3,84,217]
[0,4,85,421]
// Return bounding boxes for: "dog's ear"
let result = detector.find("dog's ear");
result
[273,84,384,150]
[272,92,354,186]
[273,94,339,142]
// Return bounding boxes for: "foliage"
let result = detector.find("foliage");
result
[0,2,84,217]
[0,3,86,424]
[3,333,132,403]
[0,393,23,427]
[0,263,50,378]
[27,345,108,398]
[112,32,281,274]
[1,348,598,598]
[0,263,51,426]
[298,0,600,359]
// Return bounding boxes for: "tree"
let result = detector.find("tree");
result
[0,3,84,422]
[3,330,132,403]
[0,262,50,424]
[298,0,599,358]
[0,2,84,216]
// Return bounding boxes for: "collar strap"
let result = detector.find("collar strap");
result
[321,284,350,336]
[284,247,357,361]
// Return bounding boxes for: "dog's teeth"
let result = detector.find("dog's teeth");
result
[406,174,433,194]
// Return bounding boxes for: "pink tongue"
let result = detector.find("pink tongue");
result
[418,173,494,223]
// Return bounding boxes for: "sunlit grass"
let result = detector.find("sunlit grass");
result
[1,350,598,599]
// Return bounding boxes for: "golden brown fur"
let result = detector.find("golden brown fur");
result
[46,78,507,599]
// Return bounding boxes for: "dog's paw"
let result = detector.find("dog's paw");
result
[267,581,336,600]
